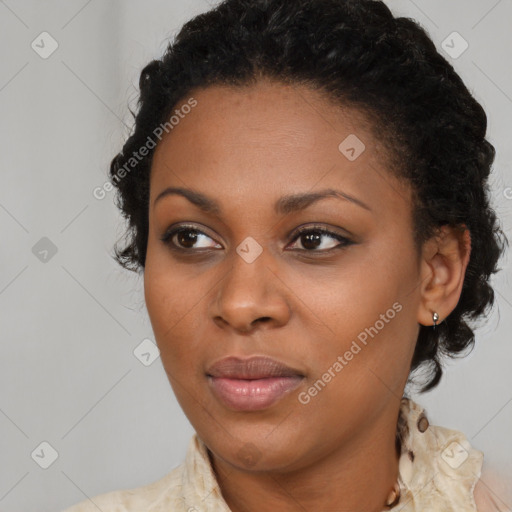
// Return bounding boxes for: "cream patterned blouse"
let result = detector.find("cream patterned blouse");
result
[62,398,509,511]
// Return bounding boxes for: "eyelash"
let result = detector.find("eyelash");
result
[160,223,354,254]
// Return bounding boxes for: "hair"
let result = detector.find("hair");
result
[109,0,507,392]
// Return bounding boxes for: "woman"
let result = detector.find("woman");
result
[63,0,510,510]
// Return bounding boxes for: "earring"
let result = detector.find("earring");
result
[432,312,439,329]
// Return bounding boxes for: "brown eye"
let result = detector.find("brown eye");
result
[288,227,353,252]
[176,229,199,249]
[160,225,221,251]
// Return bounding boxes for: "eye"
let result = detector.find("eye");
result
[287,225,353,252]
[160,223,353,254]
[160,224,222,251]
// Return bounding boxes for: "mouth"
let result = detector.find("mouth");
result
[206,356,305,411]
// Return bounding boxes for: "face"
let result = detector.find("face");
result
[144,80,424,473]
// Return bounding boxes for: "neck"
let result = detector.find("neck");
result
[210,404,402,512]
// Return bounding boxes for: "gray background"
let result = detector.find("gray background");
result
[0,1,511,511]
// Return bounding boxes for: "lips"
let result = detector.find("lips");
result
[206,356,304,411]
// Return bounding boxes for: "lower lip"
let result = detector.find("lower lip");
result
[208,376,303,411]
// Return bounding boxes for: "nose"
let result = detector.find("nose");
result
[209,246,291,333]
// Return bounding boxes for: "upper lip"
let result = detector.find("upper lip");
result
[206,356,304,379]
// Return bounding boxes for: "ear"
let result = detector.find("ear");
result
[416,224,471,327]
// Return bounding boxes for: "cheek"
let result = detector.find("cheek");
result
[303,247,419,392]
[143,250,203,358]
[144,261,207,406]
[299,299,416,435]
[144,236,202,325]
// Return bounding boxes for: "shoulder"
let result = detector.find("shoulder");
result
[396,399,512,512]
[395,399,484,510]
[60,434,223,512]
[474,467,512,512]
[60,464,183,512]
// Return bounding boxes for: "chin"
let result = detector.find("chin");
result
[197,416,313,472]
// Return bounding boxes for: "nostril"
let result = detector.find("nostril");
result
[254,317,272,324]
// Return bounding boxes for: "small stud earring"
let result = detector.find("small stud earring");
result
[432,312,439,329]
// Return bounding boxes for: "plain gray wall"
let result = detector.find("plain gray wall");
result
[0,1,510,511]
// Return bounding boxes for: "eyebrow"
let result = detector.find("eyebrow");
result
[153,186,372,215]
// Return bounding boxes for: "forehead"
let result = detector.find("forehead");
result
[149,80,412,220]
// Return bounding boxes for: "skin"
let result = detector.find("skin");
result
[144,80,471,512]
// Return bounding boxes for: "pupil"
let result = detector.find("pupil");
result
[179,230,197,248]
[303,232,321,250]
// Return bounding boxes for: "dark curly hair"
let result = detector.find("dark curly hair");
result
[108,0,507,391]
